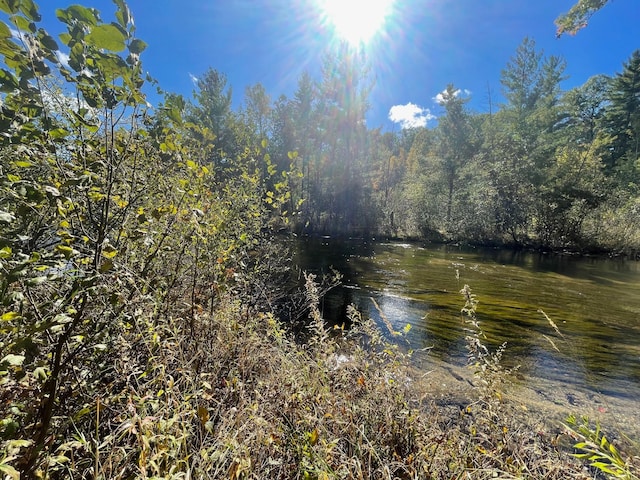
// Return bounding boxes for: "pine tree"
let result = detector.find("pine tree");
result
[603,50,640,180]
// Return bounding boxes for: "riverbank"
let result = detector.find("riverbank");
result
[413,357,640,460]
[293,230,640,261]
[54,282,639,478]
[8,268,638,478]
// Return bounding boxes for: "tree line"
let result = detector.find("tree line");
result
[185,39,639,252]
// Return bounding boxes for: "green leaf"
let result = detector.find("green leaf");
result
[56,6,98,26]
[128,38,147,54]
[55,245,75,259]
[86,24,126,52]
[37,30,58,51]
[0,68,19,92]
[8,15,33,33]
[58,32,71,45]
[167,107,182,124]
[0,246,11,259]
[113,0,130,27]
[0,0,19,15]
[99,259,113,273]
[1,354,25,366]
[94,54,127,77]
[590,462,622,475]
[0,21,10,38]
[49,127,69,140]
[18,0,40,22]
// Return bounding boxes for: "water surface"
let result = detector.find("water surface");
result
[295,238,640,402]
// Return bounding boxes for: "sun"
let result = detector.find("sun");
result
[317,0,395,46]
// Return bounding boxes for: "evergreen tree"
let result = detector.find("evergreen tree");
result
[187,68,242,176]
[487,38,566,243]
[434,85,478,227]
[603,50,640,183]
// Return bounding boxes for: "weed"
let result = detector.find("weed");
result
[565,415,639,479]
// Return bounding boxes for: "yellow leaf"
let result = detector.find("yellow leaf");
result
[102,246,118,259]
[55,245,75,259]
[88,190,105,202]
[1,312,21,321]
[309,428,318,446]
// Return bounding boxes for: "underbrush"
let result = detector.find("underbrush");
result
[8,278,637,479]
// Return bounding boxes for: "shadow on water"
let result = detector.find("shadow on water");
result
[294,237,640,401]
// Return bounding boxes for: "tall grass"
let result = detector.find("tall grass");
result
[11,277,629,479]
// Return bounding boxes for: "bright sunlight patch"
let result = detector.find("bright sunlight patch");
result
[317,0,395,46]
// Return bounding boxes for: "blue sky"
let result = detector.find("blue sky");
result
[39,0,639,130]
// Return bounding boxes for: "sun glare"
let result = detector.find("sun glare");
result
[318,0,394,46]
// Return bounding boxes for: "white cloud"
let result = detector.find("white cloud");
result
[56,51,70,68]
[433,87,472,104]
[188,73,198,85]
[388,102,435,129]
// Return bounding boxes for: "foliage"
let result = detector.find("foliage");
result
[0,2,291,477]
[565,415,639,479]
[555,0,610,37]
[148,30,640,253]
[460,285,518,405]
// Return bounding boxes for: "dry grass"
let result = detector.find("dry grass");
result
[13,281,638,479]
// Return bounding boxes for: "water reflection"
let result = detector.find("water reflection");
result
[294,238,640,400]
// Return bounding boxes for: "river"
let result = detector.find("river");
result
[294,237,640,435]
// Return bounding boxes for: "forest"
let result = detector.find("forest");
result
[2,5,632,255]
[0,0,638,479]
[179,40,640,253]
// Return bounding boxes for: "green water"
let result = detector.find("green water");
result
[295,238,640,400]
